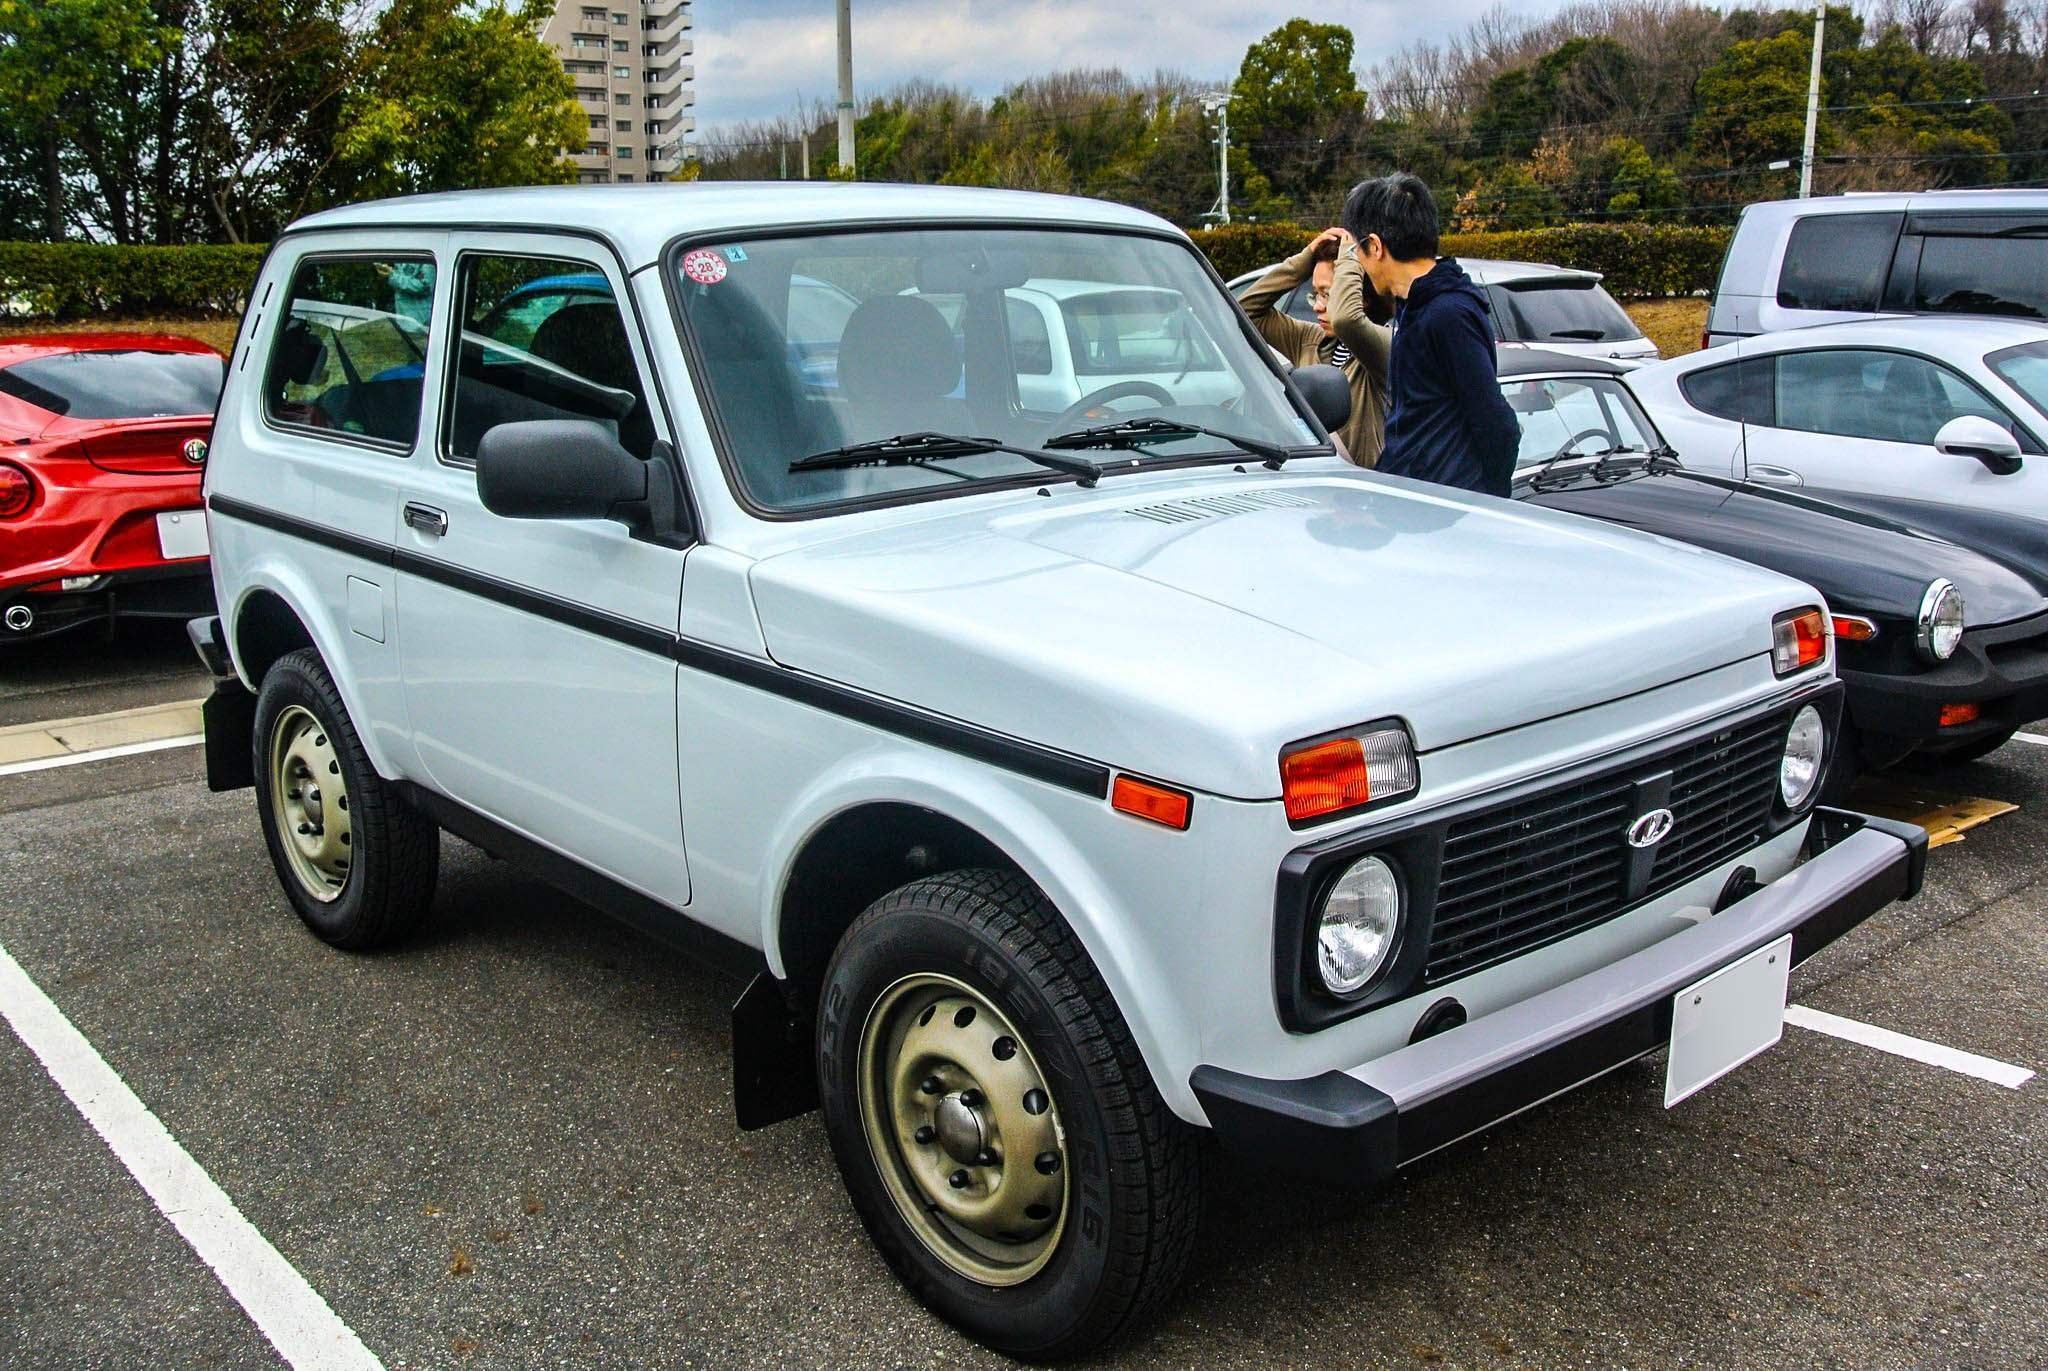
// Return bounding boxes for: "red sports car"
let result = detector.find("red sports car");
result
[0,332,225,644]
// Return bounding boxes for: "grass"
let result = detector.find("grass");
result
[4,297,1714,370]
[0,317,240,354]
[1624,297,1709,357]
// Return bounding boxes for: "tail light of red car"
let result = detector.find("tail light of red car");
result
[0,460,34,518]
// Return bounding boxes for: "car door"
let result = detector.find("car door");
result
[1737,346,2041,512]
[394,233,691,905]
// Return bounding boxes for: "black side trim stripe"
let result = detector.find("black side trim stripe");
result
[207,494,1113,797]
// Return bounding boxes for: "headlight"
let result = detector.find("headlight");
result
[1316,855,1402,995]
[1917,579,1964,663]
[1780,704,1826,809]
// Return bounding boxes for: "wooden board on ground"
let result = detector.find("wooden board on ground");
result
[1849,779,2019,848]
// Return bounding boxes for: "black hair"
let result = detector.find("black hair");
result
[1341,174,1440,262]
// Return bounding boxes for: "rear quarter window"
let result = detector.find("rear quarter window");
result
[1912,234,2048,320]
[265,255,436,448]
[1680,356,1776,425]
[1775,212,1902,311]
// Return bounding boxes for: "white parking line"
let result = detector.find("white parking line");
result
[0,733,203,778]
[0,941,383,1370]
[1786,1005,2035,1089]
[2015,732,2048,746]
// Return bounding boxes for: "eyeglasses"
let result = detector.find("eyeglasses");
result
[1309,290,1331,306]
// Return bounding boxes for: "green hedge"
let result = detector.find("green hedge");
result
[1194,221,1731,299]
[0,242,268,320]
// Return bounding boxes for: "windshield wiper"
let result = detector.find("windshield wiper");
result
[790,431,1104,487]
[1044,416,1297,470]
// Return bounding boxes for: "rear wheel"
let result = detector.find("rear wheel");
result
[252,648,438,948]
[816,869,1201,1359]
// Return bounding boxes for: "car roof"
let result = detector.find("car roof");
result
[0,332,222,364]
[1735,315,2048,355]
[1496,348,1629,378]
[1461,258,1601,286]
[1740,188,2048,219]
[288,183,1179,271]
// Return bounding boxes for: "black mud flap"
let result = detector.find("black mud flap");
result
[732,974,817,1130]
[202,681,257,792]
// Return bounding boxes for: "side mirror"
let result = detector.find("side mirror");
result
[477,419,681,538]
[1933,415,2023,475]
[1290,362,1352,435]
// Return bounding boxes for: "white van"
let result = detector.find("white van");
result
[1705,189,2048,345]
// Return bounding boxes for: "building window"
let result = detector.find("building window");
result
[618,174,635,183]
[615,93,630,105]
[616,119,633,133]
[579,171,609,184]
[618,146,634,159]
[612,10,626,23]
[581,6,605,19]
[589,115,608,130]
[576,87,603,101]
[613,65,630,78]
[613,39,628,51]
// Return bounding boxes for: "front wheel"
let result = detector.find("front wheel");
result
[816,870,1200,1359]
[252,648,439,948]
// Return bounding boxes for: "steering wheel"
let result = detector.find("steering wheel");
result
[1550,427,1617,462]
[1048,381,1176,432]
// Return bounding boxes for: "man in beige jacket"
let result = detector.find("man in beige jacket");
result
[1236,227,1392,466]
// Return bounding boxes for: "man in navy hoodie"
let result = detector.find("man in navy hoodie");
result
[1340,174,1521,496]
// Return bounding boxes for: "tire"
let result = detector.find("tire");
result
[816,869,1201,1360]
[251,647,438,948]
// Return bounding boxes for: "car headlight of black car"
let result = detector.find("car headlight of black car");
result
[1916,579,1964,664]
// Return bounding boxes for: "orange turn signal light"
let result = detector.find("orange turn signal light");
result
[1111,775,1192,830]
[1938,702,1981,728]
[1831,615,1877,642]
[1281,737,1371,823]
[1773,607,1828,676]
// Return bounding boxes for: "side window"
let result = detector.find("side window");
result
[265,256,435,447]
[1775,212,1902,312]
[1773,348,2010,446]
[1005,297,1053,376]
[444,254,653,463]
[1912,235,2048,320]
[1680,357,1775,425]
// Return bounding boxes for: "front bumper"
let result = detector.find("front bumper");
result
[1191,808,1925,1187]
[1842,616,2048,750]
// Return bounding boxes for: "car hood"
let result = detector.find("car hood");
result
[1519,467,2047,628]
[747,467,1810,800]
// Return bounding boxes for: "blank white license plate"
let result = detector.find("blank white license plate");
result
[1665,933,1793,1106]
[156,510,209,560]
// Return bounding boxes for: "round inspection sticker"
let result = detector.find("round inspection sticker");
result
[682,248,729,285]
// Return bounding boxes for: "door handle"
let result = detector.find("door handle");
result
[403,502,449,537]
[1747,464,1804,486]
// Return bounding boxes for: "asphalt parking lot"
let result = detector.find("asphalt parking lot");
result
[2,626,2043,1369]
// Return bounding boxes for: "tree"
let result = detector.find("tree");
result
[333,0,583,204]
[1230,19,1367,209]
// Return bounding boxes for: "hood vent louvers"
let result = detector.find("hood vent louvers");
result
[1124,490,1318,525]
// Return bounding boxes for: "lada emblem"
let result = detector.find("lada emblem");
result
[1626,807,1676,849]
[182,438,209,465]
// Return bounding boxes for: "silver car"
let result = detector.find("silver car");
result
[1228,256,1658,364]
[1627,316,2048,518]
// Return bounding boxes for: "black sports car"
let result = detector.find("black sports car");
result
[1500,349,2048,790]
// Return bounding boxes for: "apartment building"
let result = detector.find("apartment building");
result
[539,0,696,183]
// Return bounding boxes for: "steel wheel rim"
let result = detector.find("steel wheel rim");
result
[267,704,352,903]
[857,972,1069,1286]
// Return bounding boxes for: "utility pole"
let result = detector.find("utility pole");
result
[780,143,788,180]
[1799,2,1825,197]
[801,132,811,179]
[1201,93,1231,225]
[836,0,855,176]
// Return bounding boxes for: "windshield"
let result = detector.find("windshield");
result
[1491,281,1642,344]
[1502,375,1662,466]
[673,227,1317,512]
[0,349,223,420]
[1987,340,2048,426]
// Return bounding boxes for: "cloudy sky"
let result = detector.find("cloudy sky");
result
[687,0,1720,132]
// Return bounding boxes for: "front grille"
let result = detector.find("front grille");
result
[1422,709,1790,985]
